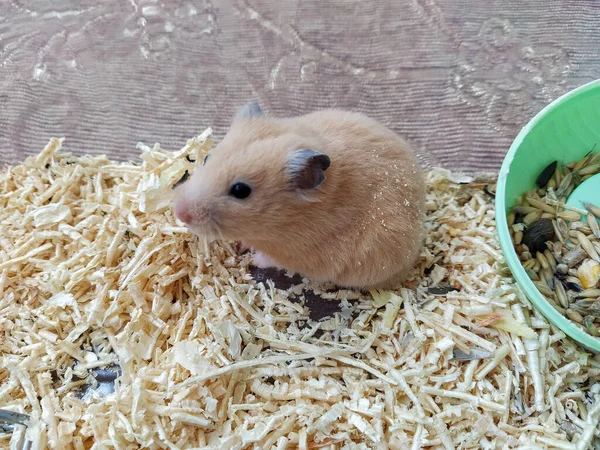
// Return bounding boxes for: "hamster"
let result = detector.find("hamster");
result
[173,101,426,290]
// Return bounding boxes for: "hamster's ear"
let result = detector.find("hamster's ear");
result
[286,149,331,190]
[234,100,263,121]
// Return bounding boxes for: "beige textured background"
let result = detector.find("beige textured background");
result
[1,0,599,173]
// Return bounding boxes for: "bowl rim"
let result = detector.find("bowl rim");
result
[495,78,600,352]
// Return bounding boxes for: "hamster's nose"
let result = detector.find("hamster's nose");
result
[174,199,193,224]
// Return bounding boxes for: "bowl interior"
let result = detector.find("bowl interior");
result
[496,79,600,352]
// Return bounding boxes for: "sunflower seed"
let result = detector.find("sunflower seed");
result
[536,160,558,187]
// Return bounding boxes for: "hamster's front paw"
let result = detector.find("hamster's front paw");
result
[252,251,277,269]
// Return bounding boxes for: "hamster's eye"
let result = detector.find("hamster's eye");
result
[203,154,209,165]
[229,182,252,200]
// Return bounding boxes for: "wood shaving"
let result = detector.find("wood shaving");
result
[1,132,600,449]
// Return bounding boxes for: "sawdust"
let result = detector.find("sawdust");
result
[1,132,599,449]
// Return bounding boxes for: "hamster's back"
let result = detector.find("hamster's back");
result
[276,109,426,288]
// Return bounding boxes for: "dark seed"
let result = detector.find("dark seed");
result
[563,281,583,292]
[92,365,121,382]
[555,271,567,281]
[428,285,458,295]
[172,170,190,189]
[522,219,555,254]
[483,185,496,199]
[536,161,557,187]
[0,409,30,425]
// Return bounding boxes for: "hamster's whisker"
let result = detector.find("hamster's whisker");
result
[202,236,211,258]
[214,225,229,250]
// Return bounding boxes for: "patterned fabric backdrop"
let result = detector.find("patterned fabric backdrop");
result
[1,0,599,173]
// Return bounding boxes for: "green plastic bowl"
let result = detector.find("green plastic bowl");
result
[496,79,600,353]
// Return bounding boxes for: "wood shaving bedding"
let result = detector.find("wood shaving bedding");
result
[1,132,600,450]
